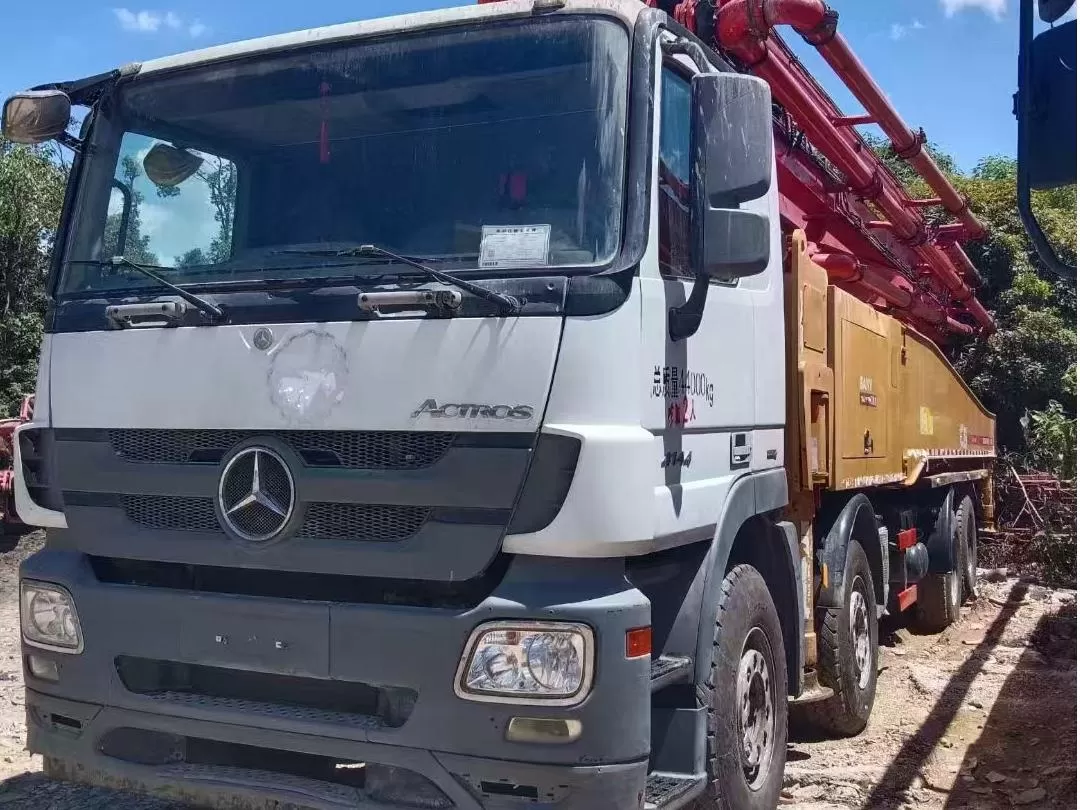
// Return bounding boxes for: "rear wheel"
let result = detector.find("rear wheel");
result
[957,495,978,600]
[696,564,787,810]
[914,511,963,632]
[798,540,878,737]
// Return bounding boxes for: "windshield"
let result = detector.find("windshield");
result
[61,16,629,295]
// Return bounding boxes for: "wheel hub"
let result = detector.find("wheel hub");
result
[737,631,774,790]
[850,584,872,690]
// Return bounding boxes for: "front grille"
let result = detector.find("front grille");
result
[298,503,429,541]
[123,495,219,533]
[121,495,429,541]
[109,429,456,469]
[90,555,508,608]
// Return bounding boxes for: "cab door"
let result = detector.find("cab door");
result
[639,40,786,539]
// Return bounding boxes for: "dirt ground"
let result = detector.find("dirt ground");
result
[0,531,1073,809]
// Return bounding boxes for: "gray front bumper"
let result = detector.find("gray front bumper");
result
[22,550,652,809]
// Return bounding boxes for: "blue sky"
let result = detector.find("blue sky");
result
[1,0,1073,172]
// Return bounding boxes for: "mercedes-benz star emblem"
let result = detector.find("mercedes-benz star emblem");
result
[252,327,274,351]
[218,446,295,542]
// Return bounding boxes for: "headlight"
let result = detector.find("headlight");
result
[20,581,83,653]
[455,621,594,706]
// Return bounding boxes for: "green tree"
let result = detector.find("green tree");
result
[103,155,159,265]
[866,136,1076,455]
[0,136,66,415]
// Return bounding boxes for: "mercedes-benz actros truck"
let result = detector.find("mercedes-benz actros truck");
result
[5,1,996,808]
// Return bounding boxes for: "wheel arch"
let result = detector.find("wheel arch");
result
[671,468,804,697]
[817,493,887,610]
[924,487,958,574]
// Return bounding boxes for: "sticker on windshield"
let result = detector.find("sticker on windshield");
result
[479,225,551,269]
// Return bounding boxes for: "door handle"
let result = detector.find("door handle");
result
[731,433,752,466]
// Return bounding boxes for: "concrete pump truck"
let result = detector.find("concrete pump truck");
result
[4,1,997,808]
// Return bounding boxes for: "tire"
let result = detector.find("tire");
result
[914,513,963,633]
[695,564,787,810]
[956,494,978,600]
[800,541,879,737]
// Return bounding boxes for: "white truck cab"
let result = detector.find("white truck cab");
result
[7,1,989,808]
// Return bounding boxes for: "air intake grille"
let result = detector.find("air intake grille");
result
[109,430,455,469]
[298,503,429,542]
[122,496,428,542]
[123,495,219,534]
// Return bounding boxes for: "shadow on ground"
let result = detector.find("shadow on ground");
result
[942,596,1077,809]
[859,582,1031,809]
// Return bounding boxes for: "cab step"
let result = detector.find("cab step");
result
[643,771,706,810]
[650,655,693,692]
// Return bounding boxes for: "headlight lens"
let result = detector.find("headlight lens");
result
[456,622,594,705]
[20,581,82,652]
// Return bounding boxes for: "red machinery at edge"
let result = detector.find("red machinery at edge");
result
[666,0,994,341]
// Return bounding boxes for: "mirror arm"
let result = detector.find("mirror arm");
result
[110,179,133,257]
[668,273,710,341]
[1016,0,1076,282]
[56,131,83,153]
[661,37,719,75]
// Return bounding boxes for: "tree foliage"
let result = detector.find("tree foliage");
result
[868,134,1076,457]
[0,136,66,415]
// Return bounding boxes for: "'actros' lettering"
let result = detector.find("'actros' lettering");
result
[411,399,534,420]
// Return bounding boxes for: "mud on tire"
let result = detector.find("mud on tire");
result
[695,564,787,810]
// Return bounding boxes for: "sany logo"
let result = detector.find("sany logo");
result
[411,399,534,420]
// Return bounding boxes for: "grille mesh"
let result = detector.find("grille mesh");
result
[122,495,427,542]
[298,503,429,542]
[123,495,219,533]
[109,430,455,469]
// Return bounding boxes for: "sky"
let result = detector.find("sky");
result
[1,0,1073,173]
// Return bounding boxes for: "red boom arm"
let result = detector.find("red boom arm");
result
[672,0,994,338]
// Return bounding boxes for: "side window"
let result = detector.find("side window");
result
[104,133,237,268]
[658,66,692,279]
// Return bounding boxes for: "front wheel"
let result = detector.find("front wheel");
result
[695,564,787,810]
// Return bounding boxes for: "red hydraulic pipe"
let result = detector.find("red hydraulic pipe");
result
[714,0,994,333]
[716,0,987,240]
[811,251,980,334]
[942,241,985,286]
[945,317,975,336]
[750,50,925,243]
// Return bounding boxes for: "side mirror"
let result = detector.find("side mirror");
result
[143,143,203,188]
[2,90,72,145]
[1022,20,1076,190]
[1017,1,1076,281]
[689,72,773,281]
[1038,0,1074,23]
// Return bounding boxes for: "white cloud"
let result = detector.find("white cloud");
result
[113,8,162,32]
[940,0,1008,20]
[112,8,207,36]
[890,19,927,39]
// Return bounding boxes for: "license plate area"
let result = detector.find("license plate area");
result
[179,596,330,677]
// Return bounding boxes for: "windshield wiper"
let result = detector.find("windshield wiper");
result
[273,245,521,314]
[107,256,225,321]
